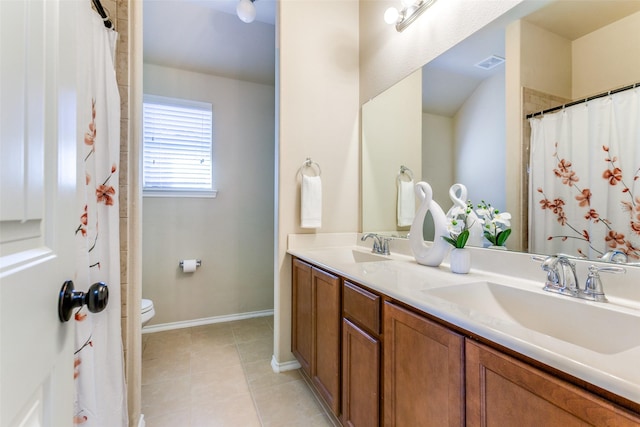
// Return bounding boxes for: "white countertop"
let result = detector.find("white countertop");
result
[287,233,640,406]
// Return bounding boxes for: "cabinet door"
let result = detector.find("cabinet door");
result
[343,319,380,427]
[292,258,312,375]
[383,302,464,427]
[466,340,640,427]
[312,267,341,415]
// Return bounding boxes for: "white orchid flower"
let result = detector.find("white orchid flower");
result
[475,207,492,219]
[494,211,511,227]
[447,218,465,235]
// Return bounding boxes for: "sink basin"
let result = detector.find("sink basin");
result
[350,249,390,263]
[424,281,640,354]
[302,248,391,264]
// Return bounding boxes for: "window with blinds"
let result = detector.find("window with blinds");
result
[143,94,216,197]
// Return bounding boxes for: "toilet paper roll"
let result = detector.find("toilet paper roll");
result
[181,259,198,273]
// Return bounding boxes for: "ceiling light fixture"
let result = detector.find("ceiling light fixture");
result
[236,0,256,23]
[384,0,437,32]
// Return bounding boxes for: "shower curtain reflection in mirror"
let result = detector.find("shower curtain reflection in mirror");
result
[529,86,640,261]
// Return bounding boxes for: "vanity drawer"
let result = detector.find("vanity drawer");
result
[343,281,381,335]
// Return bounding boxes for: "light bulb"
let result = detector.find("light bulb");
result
[384,7,400,24]
[236,0,256,23]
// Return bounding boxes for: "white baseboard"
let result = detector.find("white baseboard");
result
[271,354,301,373]
[138,414,145,427]
[141,309,274,334]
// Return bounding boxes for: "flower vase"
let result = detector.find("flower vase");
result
[488,245,507,250]
[449,248,471,274]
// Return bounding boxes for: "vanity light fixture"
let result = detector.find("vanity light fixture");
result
[384,0,437,32]
[236,0,256,23]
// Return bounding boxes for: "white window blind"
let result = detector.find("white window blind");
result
[143,95,215,196]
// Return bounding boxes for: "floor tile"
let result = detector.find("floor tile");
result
[141,316,335,427]
[252,379,327,426]
[142,378,191,419]
[243,359,302,391]
[191,393,261,427]
[142,352,190,385]
[190,344,242,373]
[191,363,250,404]
[232,322,273,343]
[144,409,191,427]
[236,337,273,364]
[143,330,192,360]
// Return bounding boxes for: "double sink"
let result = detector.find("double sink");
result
[289,243,640,405]
[308,247,640,356]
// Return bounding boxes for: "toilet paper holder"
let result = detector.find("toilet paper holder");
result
[179,259,202,268]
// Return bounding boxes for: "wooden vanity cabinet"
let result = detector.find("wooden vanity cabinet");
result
[293,257,640,426]
[292,258,312,374]
[383,302,465,427]
[291,258,341,415]
[342,281,381,427]
[466,340,640,426]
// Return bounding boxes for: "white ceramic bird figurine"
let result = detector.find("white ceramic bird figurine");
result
[409,182,451,267]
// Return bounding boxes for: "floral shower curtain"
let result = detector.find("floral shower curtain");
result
[529,86,640,261]
[73,2,127,425]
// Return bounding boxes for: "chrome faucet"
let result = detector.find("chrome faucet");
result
[533,255,625,302]
[600,249,628,264]
[558,256,580,295]
[361,233,391,255]
[540,255,560,289]
[539,255,578,296]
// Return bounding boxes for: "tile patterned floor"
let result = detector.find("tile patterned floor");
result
[142,316,336,427]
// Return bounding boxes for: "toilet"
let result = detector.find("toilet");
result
[141,298,155,327]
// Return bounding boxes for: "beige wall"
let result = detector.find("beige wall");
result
[454,72,506,211]
[362,69,422,233]
[275,0,360,366]
[518,19,572,99]
[142,64,275,325]
[572,11,640,99]
[422,112,453,211]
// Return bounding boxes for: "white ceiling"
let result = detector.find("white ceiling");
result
[143,0,276,85]
[421,0,640,116]
[192,0,277,25]
[145,0,640,103]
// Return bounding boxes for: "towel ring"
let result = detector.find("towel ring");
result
[397,165,414,182]
[298,157,321,177]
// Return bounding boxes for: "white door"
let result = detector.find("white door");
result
[1,0,80,425]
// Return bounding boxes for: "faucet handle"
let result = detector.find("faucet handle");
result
[581,264,625,302]
[535,255,561,290]
[379,236,391,255]
[530,255,548,263]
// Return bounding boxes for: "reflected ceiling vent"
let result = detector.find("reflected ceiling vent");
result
[475,55,505,70]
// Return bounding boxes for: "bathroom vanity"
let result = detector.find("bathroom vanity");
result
[288,235,640,426]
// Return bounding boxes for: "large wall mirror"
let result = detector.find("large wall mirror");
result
[362,0,640,263]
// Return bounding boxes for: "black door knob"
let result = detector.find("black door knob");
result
[58,280,109,322]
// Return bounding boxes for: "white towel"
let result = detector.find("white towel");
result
[301,175,322,228]
[397,179,415,227]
